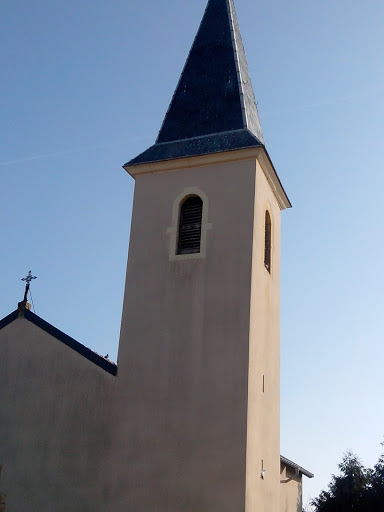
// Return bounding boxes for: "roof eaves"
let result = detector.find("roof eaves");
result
[280,455,314,479]
[124,129,263,168]
[0,310,18,330]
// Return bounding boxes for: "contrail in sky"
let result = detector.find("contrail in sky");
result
[1,89,381,166]
[0,135,153,167]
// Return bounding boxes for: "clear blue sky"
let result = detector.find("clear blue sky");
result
[2,0,384,507]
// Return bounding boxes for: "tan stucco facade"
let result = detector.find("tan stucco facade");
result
[0,0,318,506]
[280,462,304,512]
[0,150,308,512]
[115,154,256,510]
[246,159,282,512]
[110,148,287,511]
[0,145,308,512]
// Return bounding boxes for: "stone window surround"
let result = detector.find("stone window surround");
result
[167,186,212,261]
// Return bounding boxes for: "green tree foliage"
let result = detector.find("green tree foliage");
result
[311,444,384,512]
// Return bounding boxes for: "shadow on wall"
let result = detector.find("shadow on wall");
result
[280,466,303,512]
[296,487,303,512]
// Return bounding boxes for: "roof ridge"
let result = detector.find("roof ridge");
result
[226,0,264,143]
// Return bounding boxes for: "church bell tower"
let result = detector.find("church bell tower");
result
[117,0,291,510]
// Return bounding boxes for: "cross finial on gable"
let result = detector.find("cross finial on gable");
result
[21,270,37,302]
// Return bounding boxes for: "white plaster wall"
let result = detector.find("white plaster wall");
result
[0,318,115,511]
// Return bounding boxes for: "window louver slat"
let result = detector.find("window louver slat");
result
[178,196,203,254]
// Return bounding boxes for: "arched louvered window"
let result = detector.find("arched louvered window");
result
[177,196,203,254]
[264,211,272,272]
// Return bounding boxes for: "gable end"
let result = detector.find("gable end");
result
[0,309,117,376]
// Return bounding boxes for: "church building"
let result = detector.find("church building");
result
[0,0,312,510]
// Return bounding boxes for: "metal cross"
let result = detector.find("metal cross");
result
[21,270,37,302]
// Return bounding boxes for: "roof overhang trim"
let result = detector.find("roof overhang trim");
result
[124,145,291,210]
[0,309,117,376]
[280,455,314,479]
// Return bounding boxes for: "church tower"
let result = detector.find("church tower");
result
[116,0,291,510]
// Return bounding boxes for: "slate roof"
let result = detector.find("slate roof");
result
[0,308,117,376]
[125,0,265,167]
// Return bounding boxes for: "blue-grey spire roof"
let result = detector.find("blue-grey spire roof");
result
[125,0,264,167]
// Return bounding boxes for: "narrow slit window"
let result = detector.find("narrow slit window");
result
[177,196,203,254]
[264,211,271,272]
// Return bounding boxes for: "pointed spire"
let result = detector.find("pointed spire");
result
[126,0,264,168]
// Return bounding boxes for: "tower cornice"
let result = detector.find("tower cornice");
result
[124,145,291,210]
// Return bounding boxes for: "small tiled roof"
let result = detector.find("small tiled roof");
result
[0,308,117,376]
[125,0,264,167]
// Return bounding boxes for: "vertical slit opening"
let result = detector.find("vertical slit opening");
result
[264,211,271,272]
